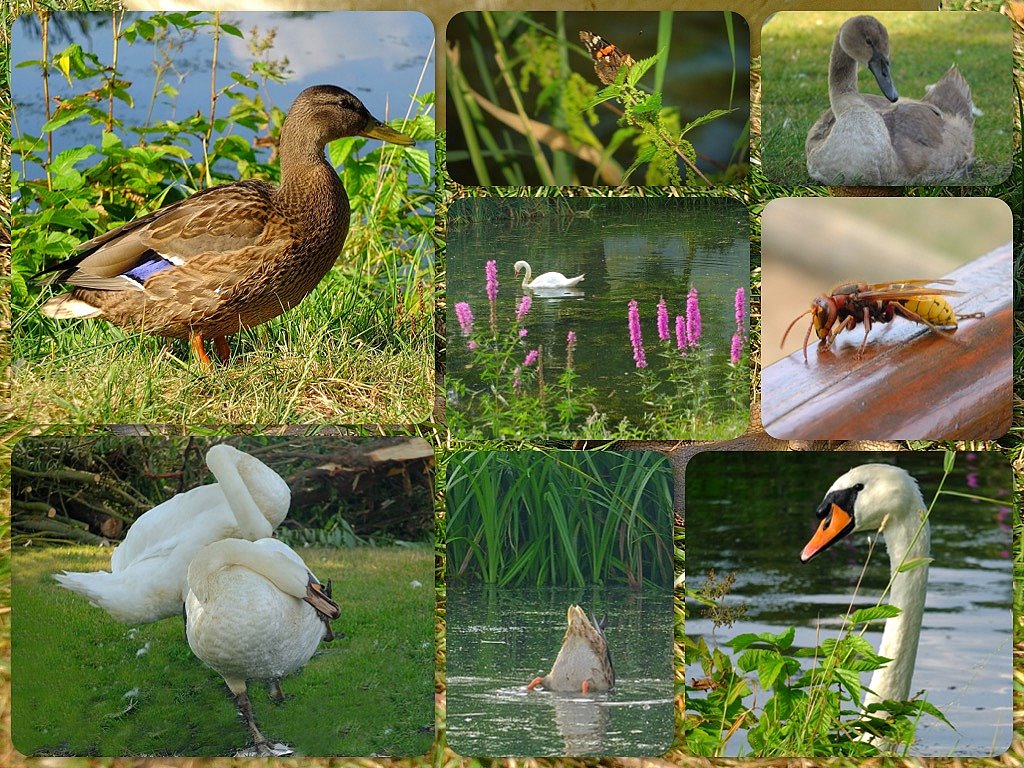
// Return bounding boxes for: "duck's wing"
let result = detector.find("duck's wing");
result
[36,179,276,291]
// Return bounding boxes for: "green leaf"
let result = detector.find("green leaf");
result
[896,556,932,573]
[220,23,244,38]
[848,604,902,624]
[681,108,734,137]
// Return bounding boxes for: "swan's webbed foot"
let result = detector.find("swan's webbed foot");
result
[234,689,292,756]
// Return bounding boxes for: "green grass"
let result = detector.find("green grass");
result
[761,10,1013,185]
[12,545,434,757]
[10,260,434,425]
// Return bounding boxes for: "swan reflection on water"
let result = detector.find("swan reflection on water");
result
[525,286,585,299]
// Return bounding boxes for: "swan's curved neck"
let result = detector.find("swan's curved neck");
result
[828,37,862,114]
[520,263,533,287]
[866,513,930,705]
[193,542,307,601]
[210,457,273,540]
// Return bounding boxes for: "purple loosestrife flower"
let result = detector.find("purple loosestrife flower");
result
[515,294,532,322]
[454,302,474,336]
[730,333,743,365]
[519,328,528,337]
[485,260,498,304]
[686,287,702,347]
[675,315,686,352]
[628,299,647,369]
[657,297,670,341]
[566,330,577,369]
[524,348,540,367]
[734,287,746,332]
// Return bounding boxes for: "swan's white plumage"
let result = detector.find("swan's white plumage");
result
[806,16,974,185]
[185,537,337,755]
[804,463,930,705]
[54,444,290,624]
[513,260,585,289]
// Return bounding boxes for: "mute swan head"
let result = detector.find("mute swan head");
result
[799,463,930,708]
[801,463,926,563]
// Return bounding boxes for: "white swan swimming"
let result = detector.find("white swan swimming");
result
[806,16,974,185]
[54,444,291,624]
[801,463,930,706]
[185,537,340,756]
[513,260,585,290]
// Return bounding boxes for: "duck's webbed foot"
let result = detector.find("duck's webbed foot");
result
[581,679,591,694]
[527,676,544,691]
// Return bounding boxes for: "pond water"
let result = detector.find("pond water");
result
[684,451,1013,757]
[446,198,750,437]
[446,585,675,757]
[11,11,434,177]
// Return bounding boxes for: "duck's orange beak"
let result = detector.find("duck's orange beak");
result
[800,503,855,563]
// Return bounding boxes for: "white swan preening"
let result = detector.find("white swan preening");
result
[54,444,291,623]
[513,260,585,290]
[185,537,340,756]
[805,15,974,185]
[801,463,930,706]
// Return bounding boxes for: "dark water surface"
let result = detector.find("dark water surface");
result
[685,451,1013,757]
[447,585,675,756]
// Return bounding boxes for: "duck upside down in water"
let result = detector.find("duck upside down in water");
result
[528,604,615,693]
[37,85,414,368]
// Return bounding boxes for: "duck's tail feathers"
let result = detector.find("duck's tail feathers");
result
[41,295,103,319]
[923,66,974,123]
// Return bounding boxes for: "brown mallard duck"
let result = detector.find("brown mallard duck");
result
[527,604,615,693]
[37,84,414,367]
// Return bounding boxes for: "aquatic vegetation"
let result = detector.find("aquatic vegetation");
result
[447,261,749,439]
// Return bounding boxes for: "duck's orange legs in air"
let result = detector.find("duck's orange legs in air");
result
[527,677,544,691]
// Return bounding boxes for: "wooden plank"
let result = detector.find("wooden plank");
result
[761,243,1012,440]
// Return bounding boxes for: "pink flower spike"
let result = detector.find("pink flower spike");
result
[454,302,474,336]
[656,297,670,341]
[467,340,478,351]
[567,330,577,346]
[523,349,540,367]
[686,287,702,347]
[734,287,746,332]
[675,315,686,352]
[628,299,647,369]
[516,294,532,322]
[485,260,498,304]
[519,328,528,337]
[730,333,743,365]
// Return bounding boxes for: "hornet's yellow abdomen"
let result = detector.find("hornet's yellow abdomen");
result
[901,295,959,328]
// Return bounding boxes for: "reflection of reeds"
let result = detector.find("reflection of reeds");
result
[446,451,673,588]
[447,11,746,185]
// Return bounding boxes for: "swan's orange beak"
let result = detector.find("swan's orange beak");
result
[800,503,855,563]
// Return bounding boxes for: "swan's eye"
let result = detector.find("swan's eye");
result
[854,483,864,491]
